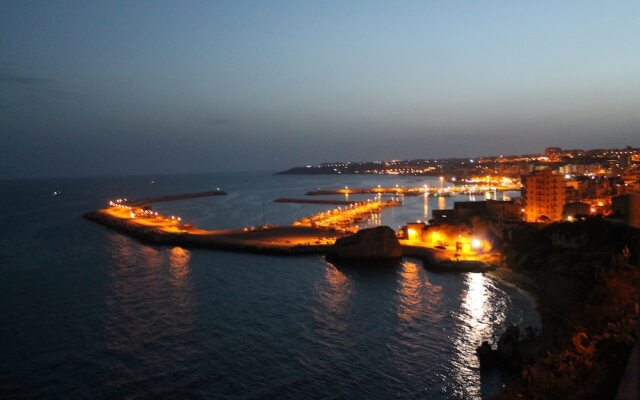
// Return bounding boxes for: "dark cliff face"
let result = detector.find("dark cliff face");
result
[495,219,639,399]
[328,226,402,261]
[505,219,637,328]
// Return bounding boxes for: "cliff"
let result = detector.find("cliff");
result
[493,219,639,399]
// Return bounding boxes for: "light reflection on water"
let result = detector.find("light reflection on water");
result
[313,262,354,341]
[423,194,430,221]
[103,235,196,394]
[396,260,425,323]
[169,246,191,283]
[450,273,509,399]
[0,174,540,400]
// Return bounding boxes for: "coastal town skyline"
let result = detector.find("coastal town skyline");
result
[2,1,639,177]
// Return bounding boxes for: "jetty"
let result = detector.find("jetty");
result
[306,187,423,196]
[401,243,495,272]
[293,200,400,231]
[306,184,520,197]
[127,189,227,206]
[85,208,345,255]
[87,195,496,271]
[274,198,359,205]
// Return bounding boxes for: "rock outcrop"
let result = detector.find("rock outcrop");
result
[328,226,402,260]
[476,325,525,370]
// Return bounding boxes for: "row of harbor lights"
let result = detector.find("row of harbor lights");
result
[109,199,180,222]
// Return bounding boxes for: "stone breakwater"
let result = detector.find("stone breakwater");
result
[274,198,360,205]
[127,189,227,206]
[84,210,339,255]
[85,209,497,273]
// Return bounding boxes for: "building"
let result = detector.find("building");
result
[430,199,521,224]
[486,199,522,221]
[401,222,427,240]
[522,170,566,222]
[611,193,640,229]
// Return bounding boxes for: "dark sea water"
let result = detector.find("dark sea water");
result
[0,173,538,399]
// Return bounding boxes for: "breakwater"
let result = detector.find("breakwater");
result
[84,210,342,255]
[86,207,498,273]
[127,189,227,206]
[274,198,359,205]
[306,188,422,196]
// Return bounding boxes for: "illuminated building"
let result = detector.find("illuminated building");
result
[402,222,427,241]
[522,170,566,222]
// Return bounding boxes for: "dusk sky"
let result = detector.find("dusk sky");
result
[1,1,639,178]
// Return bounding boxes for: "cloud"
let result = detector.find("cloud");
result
[0,72,51,86]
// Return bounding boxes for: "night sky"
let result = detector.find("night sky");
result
[2,1,639,177]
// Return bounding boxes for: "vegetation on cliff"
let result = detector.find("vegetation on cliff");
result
[495,219,639,399]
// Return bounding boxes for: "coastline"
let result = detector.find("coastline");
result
[86,208,501,272]
[486,263,539,302]
[86,205,638,397]
[487,220,639,399]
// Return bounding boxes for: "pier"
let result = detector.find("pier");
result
[306,184,520,197]
[127,189,227,206]
[293,200,400,231]
[274,198,360,205]
[306,187,423,196]
[87,195,399,254]
[85,205,346,255]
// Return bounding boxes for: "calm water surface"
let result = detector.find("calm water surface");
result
[0,173,538,399]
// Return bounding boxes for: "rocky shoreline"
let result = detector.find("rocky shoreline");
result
[483,219,639,399]
[86,208,638,398]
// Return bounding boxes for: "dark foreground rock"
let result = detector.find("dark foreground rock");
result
[328,226,402,260]
[492,219,639,399]
[476,325,543,371]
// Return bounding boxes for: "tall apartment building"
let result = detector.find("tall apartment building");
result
[522,170,566,222]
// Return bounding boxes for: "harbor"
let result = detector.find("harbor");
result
[305,181,521,198]
[86,188,496,271]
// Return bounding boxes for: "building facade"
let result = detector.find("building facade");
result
[612,193,640,229]
[522,170,566,222]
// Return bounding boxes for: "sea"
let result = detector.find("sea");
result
[0,172,539,399]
